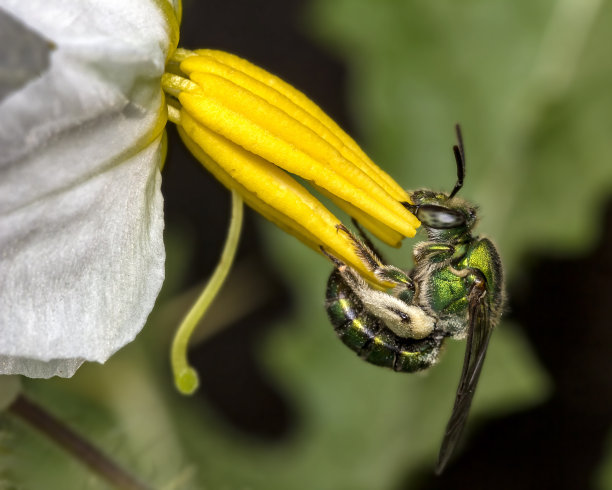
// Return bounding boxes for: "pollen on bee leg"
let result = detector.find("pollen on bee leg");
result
[408,307,435,339]
[384,306,435,340]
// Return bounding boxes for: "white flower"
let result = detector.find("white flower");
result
[0,0,419,385]
[0,0,180,378]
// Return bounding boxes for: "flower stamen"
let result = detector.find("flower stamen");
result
[164,48,421,394]
[163,48,420,276]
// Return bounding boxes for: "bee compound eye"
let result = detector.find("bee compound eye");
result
[417,205,466,229]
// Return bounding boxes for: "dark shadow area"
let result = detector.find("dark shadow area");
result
[411,197,612,490]
[189,270,295,441]
[161,0,352,441]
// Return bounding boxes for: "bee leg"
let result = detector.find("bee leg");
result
[323,247,434,340]
[335,224,413,288]
[351,218,387,264]
[320,246,347,270]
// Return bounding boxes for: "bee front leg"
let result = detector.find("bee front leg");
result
[335,224,413,288]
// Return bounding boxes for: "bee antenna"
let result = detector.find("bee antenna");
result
[448,124,465,199]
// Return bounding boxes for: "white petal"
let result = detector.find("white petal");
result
[0,1,178,377]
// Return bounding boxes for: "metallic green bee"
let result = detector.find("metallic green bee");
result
[323,126,504,473]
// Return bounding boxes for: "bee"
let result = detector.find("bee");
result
[323,126,504,473]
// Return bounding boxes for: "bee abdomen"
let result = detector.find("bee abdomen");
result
[325,270,441,373]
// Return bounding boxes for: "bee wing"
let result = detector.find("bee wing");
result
[435,279,493,474]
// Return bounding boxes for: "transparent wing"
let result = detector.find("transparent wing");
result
[435,276,494,474]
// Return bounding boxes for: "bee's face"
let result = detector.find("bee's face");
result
[405,189,478,234]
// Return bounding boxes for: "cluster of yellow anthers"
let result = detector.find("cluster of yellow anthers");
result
[162,49,420,393]
[162,48,420,282]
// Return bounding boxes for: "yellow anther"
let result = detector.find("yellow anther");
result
[162,48,420,282]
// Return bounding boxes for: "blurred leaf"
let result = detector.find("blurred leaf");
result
[306,0,612,266]
[596,429,612,490]
[0,377,20,411]
[249,0,612,487]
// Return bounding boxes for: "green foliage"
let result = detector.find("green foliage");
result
[308,0,612,263]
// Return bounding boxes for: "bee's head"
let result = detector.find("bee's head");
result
[402,125,478,241]
[405,189,478,238]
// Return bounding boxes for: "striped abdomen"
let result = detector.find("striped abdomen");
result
[325,270,442,373]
